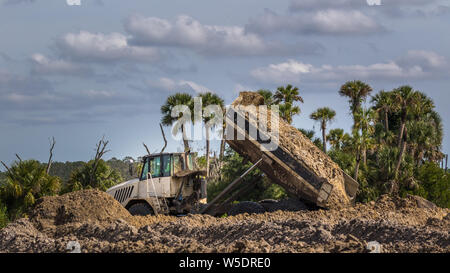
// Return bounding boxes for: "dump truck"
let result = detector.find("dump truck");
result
[106,152,207,215]
[201,92,359,215]
[108,91,358,216]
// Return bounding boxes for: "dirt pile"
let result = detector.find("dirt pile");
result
[0,190,448,253]
[29,189,134,232]
[229,91,352,209]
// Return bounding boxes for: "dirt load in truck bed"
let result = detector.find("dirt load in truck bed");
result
[0,190,448,253]
[228,92,355,208]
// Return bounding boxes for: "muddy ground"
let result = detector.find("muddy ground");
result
[0,190,448,253]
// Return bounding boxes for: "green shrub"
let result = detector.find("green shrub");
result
[63,159,122,193]
[0,160,61,220]
[413,162,450,208]
[0,202,8,229]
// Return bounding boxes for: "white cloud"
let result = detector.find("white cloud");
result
[246,9,384,35]
[124,14,319,56]
[288,0,448,18]
[289,0,364,11]
[289,0,437,11]
[250,51,449,84]
[146,77,214,94]
[125,15,265,55]
[57,31,160,63]
[397,50,447,70]
[30,53,92,76]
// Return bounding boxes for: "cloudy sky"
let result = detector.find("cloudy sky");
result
[0,0,449,164]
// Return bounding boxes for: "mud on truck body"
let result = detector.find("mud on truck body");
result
[106,152,207,216]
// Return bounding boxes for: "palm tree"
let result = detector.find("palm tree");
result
[161,93,193,152]
[199,92,225,177]
[339,80,373,126]
[257,89,274,105]
[351,129,363,181]
[274,84,304,104]
[354,108,376,165]
[391,86,420,149]
[279,102,300,124]
[273,84,304,124]
[371,90,394,133]
[424,111,444,162]
[310,107,336,153]
[0,160,60,220]
[407,93,442,165]
[298,128,315,140]
[390,86,419,178]
[327,128,346,150]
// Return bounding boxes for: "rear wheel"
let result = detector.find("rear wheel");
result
[128,202,154,216]
[228,201,265,216]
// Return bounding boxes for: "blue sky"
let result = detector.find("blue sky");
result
[0,0,449,164]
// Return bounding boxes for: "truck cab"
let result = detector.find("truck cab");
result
[106,152,206,216]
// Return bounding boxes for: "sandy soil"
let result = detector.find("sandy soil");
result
[0,189,448,253]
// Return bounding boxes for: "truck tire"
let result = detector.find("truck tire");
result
[128,202,154,216]
[228,201,266,216]
[259,199,279,212]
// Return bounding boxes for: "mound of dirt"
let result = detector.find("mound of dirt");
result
[29,189,134,232]
[0,192,448,253]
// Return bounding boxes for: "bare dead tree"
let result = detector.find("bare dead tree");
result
[89,137,110,185]
[0,160,11,174]
[15,154,22,163]
[46,137,56,174]
[160,123,167,154]
[143,142,151,155]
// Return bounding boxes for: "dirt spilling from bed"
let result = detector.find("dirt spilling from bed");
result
[230,91,352,208]
[0,189,448,253]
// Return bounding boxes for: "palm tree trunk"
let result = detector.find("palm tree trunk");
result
[363,149,367,165]
[354,156,360,181]
[205,126,210,178]
[384,111,389,132]
[398,112,407,148]
[219,139,225,160]
[219,124,226,161]
[322,123,327,153]
[181,124,190,152]
[398,122,405,148]
[395,134,407,179]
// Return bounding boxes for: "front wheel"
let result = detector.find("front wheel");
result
[128,202,154,216]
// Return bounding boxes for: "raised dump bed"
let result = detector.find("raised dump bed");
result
[225,92,358,209]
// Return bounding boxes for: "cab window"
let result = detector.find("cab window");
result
[150,156,161,178]
[187,154,194,170]
[161,154,172,177]
[140,159,149,180]
[173,155,184,173]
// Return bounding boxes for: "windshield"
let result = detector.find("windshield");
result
[141,153,193,179]
[140,159,149,180]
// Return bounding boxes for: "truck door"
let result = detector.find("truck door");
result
[147,156,161,197]
[159,154,172,197]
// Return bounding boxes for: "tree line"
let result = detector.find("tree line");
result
[180,82,448,208]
